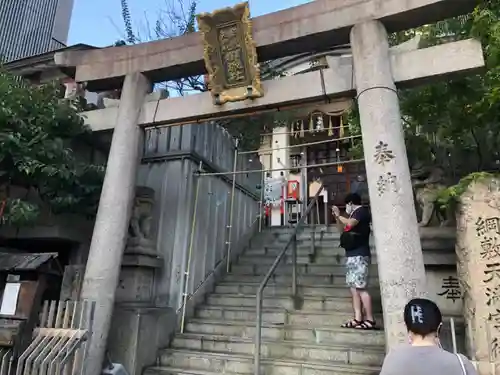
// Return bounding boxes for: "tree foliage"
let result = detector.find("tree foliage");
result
[116,0,205,95]
[401,1,500,205]
[348,1,500,205]
[0,70,105,225]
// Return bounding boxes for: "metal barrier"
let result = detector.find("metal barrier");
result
[0,300,95,375]
[253,184,324,375]
[0,348,12,375]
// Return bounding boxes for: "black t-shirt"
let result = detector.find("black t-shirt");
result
[346,206,371,257]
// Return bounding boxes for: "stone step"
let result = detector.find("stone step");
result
[205,293,383,312]
[214,282,380,298]
[184,319,385,346]
[262,225,335,233]
[223,273,380,286]
[237,254,377,266]
[169,334,385,366]
[195,305,384,327]
[230,263,379,277]
[243,246,376,258]
[250,235,342,247]
[156,350,381,375]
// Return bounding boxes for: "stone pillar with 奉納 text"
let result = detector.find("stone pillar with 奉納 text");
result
[457,178,500,375]
[350,20,428,349]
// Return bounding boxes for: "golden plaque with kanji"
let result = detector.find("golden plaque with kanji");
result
[197,2,264,105]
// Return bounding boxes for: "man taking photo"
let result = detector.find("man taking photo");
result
[332,193,376,330]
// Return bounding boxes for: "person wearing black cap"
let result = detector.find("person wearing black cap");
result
[379,298,477,375]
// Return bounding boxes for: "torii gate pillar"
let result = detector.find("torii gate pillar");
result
[81,72,152,375]
[351,20,428,348]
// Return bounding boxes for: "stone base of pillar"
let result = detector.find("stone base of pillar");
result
[107,305,175,375]
[116,241,162,304]
[108,241,167,375]
[471,361,500,375]
[125,238,159,256]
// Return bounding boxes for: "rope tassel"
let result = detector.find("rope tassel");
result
[339,115,345,138]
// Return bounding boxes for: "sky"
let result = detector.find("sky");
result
[68,0,311,47]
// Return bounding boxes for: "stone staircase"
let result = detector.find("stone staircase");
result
[145,226,384,375]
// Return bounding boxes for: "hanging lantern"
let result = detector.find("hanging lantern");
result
[336,147,343,173]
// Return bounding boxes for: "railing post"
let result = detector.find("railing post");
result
[323,198,328,227]
[292,234,297,298]
[316,200,320,225]
[180,164,202,333]
[311,226,316,254]
[259,170,265,233]
[254,289,263,375]
[226,141,239,273]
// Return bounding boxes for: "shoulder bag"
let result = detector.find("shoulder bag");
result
[455,353,467,375]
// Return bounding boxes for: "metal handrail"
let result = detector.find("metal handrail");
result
[253,184,324,375]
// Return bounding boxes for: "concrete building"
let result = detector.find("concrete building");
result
[0,0,74,62]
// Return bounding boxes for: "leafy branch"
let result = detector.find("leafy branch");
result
[437,171,498,209]
[0,69,105,225]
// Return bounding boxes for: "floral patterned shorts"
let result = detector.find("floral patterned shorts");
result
[345,255,371,289]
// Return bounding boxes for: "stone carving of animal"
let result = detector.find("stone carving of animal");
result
[129,186,155,240]
[411,164,453,227]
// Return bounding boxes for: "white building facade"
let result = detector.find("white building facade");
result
[260,47,360,226]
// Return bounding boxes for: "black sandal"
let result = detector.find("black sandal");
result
[341,319,362,328]
[355,320,377,330]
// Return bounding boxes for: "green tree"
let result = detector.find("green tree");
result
[0,70,105,225]
[399,1,500,205]
[349,1,500,183]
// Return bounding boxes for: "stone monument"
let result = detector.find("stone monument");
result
[107,186,171,375]
[457,178,500,375]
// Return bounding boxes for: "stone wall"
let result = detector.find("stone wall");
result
[106,123,261,375]
[456,178,500,374]
[139,123,261,309]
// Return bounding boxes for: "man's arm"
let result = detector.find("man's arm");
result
[332,206,359,229]
[336,215,359,228]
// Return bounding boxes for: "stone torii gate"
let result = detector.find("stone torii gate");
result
[55,1,483,374]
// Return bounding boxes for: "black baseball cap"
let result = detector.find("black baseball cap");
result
[404,298,443,336]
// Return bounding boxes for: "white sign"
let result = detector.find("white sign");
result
[0,283,20,316]
[264,177,284,206]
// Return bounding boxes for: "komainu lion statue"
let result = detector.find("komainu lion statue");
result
[411,164,453,227]
[129,186,155,241]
